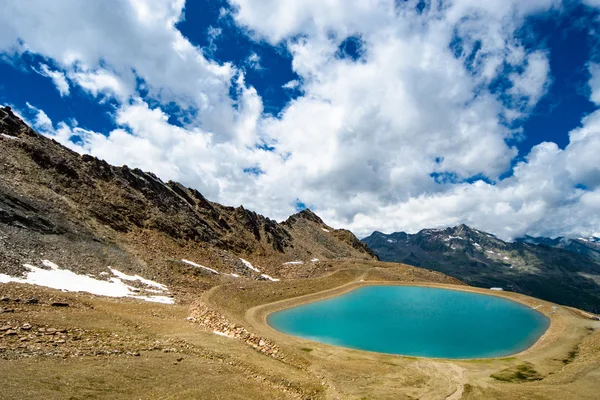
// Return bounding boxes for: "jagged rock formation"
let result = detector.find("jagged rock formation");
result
[0,106,375,287]
[362,225,600,312]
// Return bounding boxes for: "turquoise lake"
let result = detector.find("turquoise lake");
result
[267,286,550,359]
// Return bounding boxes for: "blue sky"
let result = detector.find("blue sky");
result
[1,0,600,240]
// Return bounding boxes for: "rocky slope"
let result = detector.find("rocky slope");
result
[0,105,375,296]
[362,225,600,312]
[518,235,600,263]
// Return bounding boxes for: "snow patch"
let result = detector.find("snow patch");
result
[311,258,319,262]
[473,243,481,247]
[0,261,173,304]
[444,236,464,241]
[1,133,18,140]
[181,259,219,274]
[240,258,260,272]
[261,274,280,282]
[229,273,240,278]
[108,267,168,291]
[322,228,330,232]
[386,239,397,243]
[490,287,504,291]
[283,261,303,265]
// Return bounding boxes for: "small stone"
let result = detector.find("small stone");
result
[51,302,69,307]
[25,298,39,304]
[56,339,66,344]
[0,325,11,331]
[46,328,57,334]
[21,323,32,331]
[5,329,17,336]
[177,357,184,362]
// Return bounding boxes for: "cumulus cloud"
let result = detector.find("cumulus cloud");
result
[36,64,70,96]
[0,0,247,138]
[2,0,599,241]
[68,68,130,100]
[508,51,551,111]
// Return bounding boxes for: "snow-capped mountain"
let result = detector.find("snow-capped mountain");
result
[362,225,600,313]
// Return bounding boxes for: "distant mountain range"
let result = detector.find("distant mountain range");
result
[362,225,600,313]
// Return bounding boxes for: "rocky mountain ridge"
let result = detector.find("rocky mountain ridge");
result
[518,235,600,262]
[0,105,375,295]
[362,225,600,312]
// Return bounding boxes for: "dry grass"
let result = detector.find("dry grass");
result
[1,262,599,399]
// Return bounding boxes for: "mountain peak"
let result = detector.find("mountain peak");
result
[286,208,325,225]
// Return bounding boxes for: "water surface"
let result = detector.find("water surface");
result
[268,286,549,358]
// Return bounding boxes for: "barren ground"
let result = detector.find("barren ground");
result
[1,261,599,400]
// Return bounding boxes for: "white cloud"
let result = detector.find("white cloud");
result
[282,79,300,90]
[3,0,599,242]
[26,102,53,131]
[68,68,130,100]
[246,52,262,70]
[36,64,70,96]
[508,51,551,111]
[583,0,600,8]
[588,63,600,105]
[0,0,246,138]
[343,115,600,240]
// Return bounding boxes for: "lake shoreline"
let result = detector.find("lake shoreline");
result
[244,278,572,361]
[266,285,550,359]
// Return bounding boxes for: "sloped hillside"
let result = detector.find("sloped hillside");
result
[0,105,375,296]
[362,225,600,312]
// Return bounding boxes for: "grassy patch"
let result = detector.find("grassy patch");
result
[562,350,578,365]
[300,347,313,352]
[491,362,543,382]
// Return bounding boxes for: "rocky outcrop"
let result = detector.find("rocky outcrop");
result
[188,302,282,359]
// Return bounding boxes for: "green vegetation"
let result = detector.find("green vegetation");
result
[491,362,543,382]
[562,350,579,365]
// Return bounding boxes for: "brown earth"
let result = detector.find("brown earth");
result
[1,261,599,399]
